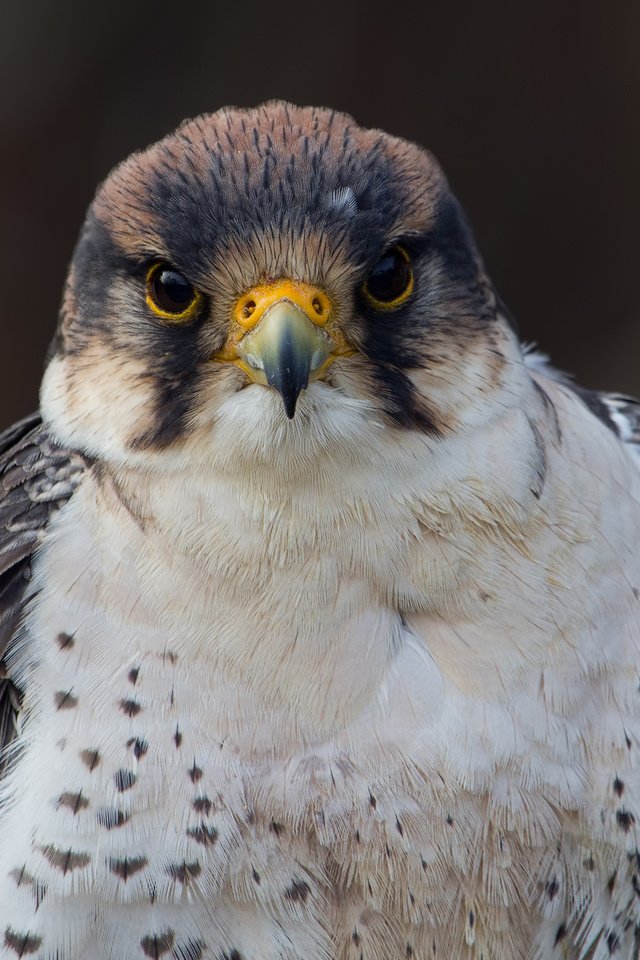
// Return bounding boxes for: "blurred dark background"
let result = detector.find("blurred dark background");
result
[1,1,638,429]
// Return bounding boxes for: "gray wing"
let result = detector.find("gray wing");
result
[595,393,640,446]
[523,347,640,452]
[0,413,85,760]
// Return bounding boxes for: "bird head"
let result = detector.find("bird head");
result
[41,103,520,475]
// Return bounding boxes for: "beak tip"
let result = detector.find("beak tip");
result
[282,391,300,419]
[238,299,329,420]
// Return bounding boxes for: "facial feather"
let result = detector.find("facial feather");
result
[42,101,515,466]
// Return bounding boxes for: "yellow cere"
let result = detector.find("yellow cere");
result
[216,278,336,363]
[232,279,332,331]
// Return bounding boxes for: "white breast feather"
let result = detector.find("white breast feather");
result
[2,367,640,959]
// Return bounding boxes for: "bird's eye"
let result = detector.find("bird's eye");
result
[145,262,202,321]
[362,246,414,309]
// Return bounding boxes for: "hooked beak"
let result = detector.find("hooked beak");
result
[237,300,331,418]
[215,279,353,418]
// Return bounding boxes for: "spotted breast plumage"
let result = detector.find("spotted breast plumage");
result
[1,101,640,959]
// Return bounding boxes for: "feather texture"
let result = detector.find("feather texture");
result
[1,104,639,959]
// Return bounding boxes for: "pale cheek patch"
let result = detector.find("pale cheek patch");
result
[40,352,157,463]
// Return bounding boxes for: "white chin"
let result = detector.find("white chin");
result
[210,381,381,472]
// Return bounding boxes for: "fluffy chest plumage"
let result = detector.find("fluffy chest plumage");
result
[0,467,446,959]
[1,418,640,960]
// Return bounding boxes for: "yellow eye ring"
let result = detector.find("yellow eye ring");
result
[362,245,414,310]
[145,262,203,322]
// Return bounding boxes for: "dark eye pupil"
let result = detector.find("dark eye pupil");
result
[153,268,195,313]
[366,248,411,303]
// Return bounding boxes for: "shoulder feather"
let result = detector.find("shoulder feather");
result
[524,346,640,454]
[0,413,86,758]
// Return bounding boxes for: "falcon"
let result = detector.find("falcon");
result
[0,102,639,960]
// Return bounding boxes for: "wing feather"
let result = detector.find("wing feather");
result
[0,413,86,762]
[524,346,640,455]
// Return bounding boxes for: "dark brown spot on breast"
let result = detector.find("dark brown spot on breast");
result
[56,631,75,650]
[188,762,203,783]
[162,650,178,665]
[607,871,617,895]
[395,816,404,837]
[167,860,201,884]
[269,819,284,836]
[252,867,261,884]
[140,930,175,957]
[80,748,101,771]
[114,769,137,792]
[186,823,218,847]
[554,924,567,945]
[4,928,43,956]
[128,667,140,685]
[120,698,142,717]
[368,792,377,809]
[174,725,183,748]
[54,689,78,710]
[606,930,620,953]
[546,878,559,900]
[110,855,148,881]
[614,777,625,797]
[56,790,89,814]
[127,737,149,759]
[97,807,130,830]
[285,878,310,902]
[192,796,212,815]
[80,750,102,773]
[40,844,91,874]
[616,809,636,832]
[9,866,34,888]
